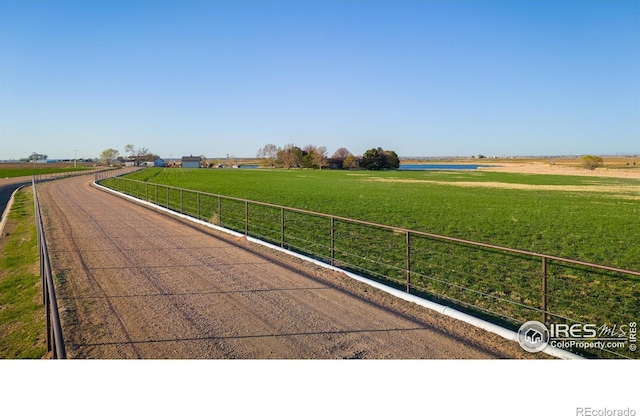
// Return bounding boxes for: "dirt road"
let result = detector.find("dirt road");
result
[37,175,532,359]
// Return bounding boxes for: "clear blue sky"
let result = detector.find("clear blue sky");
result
[1,0,638,160]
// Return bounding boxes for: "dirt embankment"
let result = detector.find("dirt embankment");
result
[478,161,640,179]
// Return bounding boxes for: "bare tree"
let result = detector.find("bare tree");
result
[100,148,119,166]
[257,143,278,167]
[277,143,302,168]
[124,144,135,161]
[123,144,153,166]
[313,145,328,170]
[227,154,236,167]
[332,147,351,161]
[330,147,352,169]
[135,147,149,166]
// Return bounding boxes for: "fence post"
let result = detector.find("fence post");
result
[406,231,411,293]
[218,196,222,226]
[281,207,285,248]
[180,189,183,214]
[330,217,335,266]
[542,256,548,325]
[166,186,169,208]
[245,200,249,236]
[197,192,200,220]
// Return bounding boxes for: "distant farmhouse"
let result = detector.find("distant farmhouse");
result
[154,158,165,167]
[181,155,201,168]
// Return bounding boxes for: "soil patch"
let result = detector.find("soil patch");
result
[368,177,640,197]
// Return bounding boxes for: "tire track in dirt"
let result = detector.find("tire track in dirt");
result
[38,178,315,358]
[40,178,249,358]
[40,180,145,358]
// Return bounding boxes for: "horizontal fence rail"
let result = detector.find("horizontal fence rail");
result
[26,167,140,358]
[32,177,66,359]
[33,167,117,183]
[98,175,640,359]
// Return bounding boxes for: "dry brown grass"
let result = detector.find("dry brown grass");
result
[478,160,640,179]
[400,156,640,179]
[368,177,640,199]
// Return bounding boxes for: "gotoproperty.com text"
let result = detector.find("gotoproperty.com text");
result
[576,408,636,416]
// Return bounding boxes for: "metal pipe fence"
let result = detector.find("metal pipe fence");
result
[32,177,66,359]
[97,175,640,358]
[33,167,117,183]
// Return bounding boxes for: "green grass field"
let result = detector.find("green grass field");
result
[103,167,640,357]
[122,167,640,270]
[0,165,92,179]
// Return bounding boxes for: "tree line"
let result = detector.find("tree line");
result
[256,144,399,170]
[17,153,48,163]
[97,143,400,170]
[99,145,159,166]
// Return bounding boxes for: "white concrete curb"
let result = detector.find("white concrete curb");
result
[94,181,585,359]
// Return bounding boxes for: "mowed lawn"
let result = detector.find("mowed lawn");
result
[124,167,640,272]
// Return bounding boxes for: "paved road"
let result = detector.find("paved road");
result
[0,178,32,236]
[0,179,31,218]
[37,175,531,359]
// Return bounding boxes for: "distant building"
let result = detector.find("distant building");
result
[181,156,201,168]
[154,158,165,167]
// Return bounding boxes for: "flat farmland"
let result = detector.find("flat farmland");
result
[0,163,93,179]
[124,167,640,271]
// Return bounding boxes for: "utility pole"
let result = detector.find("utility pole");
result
[74,150,78,168]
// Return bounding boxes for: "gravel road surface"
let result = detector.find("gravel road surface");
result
[37,174,532,359]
